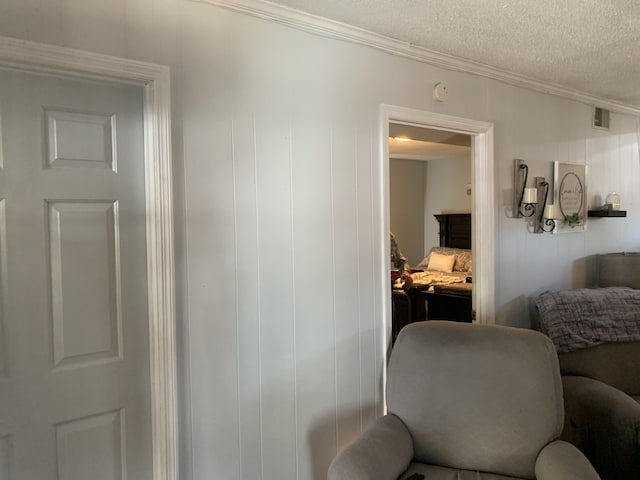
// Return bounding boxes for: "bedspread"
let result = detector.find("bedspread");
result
[410,270,467,287]
[535,287,640,353]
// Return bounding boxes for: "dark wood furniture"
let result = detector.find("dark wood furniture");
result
[422,285,472,323]
[434,213,471,249]
[392,213,474,341]
[427,212,473,322]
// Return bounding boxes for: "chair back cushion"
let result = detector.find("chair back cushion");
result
[387,322,563,479]
[596,252,640,289]
[559,341,640,395]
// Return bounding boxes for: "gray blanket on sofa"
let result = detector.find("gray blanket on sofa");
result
[535,287,640,353]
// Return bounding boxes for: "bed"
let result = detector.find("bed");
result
[410,244,473,322]
[391,213,473,341]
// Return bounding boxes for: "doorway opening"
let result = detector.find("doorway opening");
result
[380,105,495,351]
[389,124,473,340]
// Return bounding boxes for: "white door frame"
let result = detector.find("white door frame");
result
[0,36,178,480]
[380,105,495,342]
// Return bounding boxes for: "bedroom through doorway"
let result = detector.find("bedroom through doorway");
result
[388,123,473,338]
[379,105,495,355]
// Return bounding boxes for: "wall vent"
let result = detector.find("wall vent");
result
[593,106,610,129]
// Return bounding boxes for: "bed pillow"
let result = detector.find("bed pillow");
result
[454,249,472,272]
[417,247,472,273]
[426,252,456,273]
[417,247,453,268]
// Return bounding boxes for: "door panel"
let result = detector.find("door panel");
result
[45,109,116,171]
[49,200,121,370]
[55,409,124,480]
[0,69,150,480]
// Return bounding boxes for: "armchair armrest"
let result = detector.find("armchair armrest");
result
[535,440,599,479]
[328,414,413,480]
[562,375,640,480]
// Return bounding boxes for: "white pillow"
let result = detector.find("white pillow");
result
[427,252,456,273]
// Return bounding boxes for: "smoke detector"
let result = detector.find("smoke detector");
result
[433,82,449,102]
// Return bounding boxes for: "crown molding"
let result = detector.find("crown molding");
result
[193,0,640,116]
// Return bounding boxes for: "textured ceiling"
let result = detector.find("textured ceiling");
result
[265,0,640,109]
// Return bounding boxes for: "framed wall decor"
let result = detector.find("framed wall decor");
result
[553,162,587,233]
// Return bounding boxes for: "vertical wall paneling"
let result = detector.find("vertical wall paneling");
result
[0,101,5,379]
[254,104,296,480]
[290,108,336,479]
[330,123,362,452]
[232,108,262,480]
[0,200,5,379]
[0,104,3,169]
[355,126,379,429]
[0,435,11,479]
[180,50,239,476]
[287,119,300,480]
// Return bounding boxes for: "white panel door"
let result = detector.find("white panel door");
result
[0,69,151,480]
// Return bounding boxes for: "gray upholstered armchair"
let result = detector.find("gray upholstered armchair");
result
[328,321,599,480]
[559,341,640,480]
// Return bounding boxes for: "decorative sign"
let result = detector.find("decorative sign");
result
[553,162,587,233]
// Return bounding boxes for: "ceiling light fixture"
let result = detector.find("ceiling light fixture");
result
[393,136,412,142]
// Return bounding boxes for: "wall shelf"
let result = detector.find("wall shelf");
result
[588,210,627,218]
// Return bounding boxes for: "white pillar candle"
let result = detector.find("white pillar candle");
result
[544,204,560,219]
[522,187,537,204]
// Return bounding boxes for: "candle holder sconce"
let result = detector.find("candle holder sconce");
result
[513,159,559,233]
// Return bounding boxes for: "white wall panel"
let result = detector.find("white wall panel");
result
[231,106,262,480]
[2,1,640,480]
[0,105,4,380]
[180,48,240,479]
[329,123,363,456]
[254,107,297,480]
[353,125,381,430]
[0,200,5,379]
[0,435,10,480]
[0,105,4,170]
[289,111,337,480]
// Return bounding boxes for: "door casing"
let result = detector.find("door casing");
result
[379,105,495,349]
[0,36,178,480]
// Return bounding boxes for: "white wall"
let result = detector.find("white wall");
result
[390,159,426,266]
[3,1,640,479]
[424,156,472,253]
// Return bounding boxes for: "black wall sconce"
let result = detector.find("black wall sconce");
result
[513,159,560,233]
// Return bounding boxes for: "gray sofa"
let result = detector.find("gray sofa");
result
[535,252,640,480]
[328,321,599,480]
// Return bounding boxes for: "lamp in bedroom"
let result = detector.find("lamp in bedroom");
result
[513,159,560,233]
